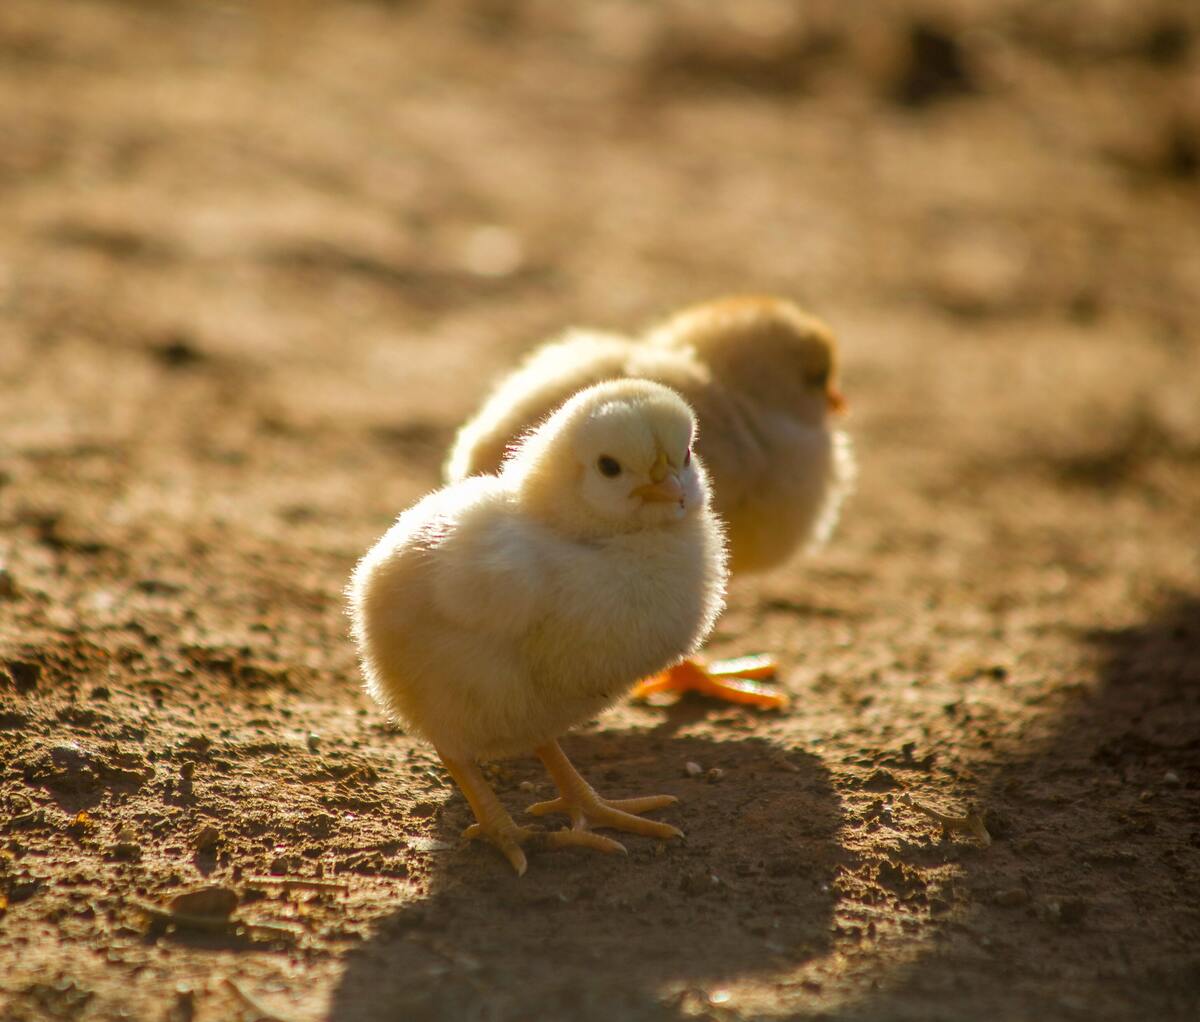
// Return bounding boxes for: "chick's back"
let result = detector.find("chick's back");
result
[444,329,711,482]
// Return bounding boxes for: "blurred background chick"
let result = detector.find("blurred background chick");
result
[446,296,854,707]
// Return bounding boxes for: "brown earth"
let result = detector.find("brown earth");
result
[2,2,1199,1020]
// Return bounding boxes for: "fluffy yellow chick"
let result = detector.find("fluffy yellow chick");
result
[348,380,726,874]
[445,296,854,709]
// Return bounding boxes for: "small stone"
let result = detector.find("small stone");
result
[50,742,92,771]
[993,886,1029,907]
[462,225,524,278]
[89,686,111,701]
[862,769,900,792]
[5,661,41,692]
[169,885,238,919]
[518,780,535,792]
[705,767,725,783]
[306,732,321,753]
[1163,770,1181,786]
[195,825,220,852]
[684,761,703,778]
[679,869,721,895]
[179,762,195,781]
[1056,898,1088,926]
[111,841,142,862]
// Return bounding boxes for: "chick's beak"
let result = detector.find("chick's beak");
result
[628,472,686,506]
[632,450,685,505]
[632,474,685,505]
[826,383,848,415]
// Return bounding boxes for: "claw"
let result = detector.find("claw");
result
[533,741,684,843]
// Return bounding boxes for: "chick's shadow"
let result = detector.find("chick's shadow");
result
[331,725,845,1022]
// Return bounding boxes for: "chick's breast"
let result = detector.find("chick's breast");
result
[521,496,726,714]
[348,473,725,761]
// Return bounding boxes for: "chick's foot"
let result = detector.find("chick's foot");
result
[438,750,622,876]
[529,740,684,842]
[629,655,788,710]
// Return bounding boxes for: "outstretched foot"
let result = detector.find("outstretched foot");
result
[531,740,683,846]
[629,655,788,710]
[438,748,623,876]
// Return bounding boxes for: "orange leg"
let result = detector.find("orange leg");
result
[629,655,788,710]
[437,749,623,876]
[527,739,683,844]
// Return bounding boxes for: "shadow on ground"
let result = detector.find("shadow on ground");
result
[831,596,1200,1021]
[331,729,845,1022]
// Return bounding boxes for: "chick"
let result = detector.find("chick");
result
[445,296,854,709]
[348,380,726,874]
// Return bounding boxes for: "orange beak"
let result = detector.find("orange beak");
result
[826,383,848,415]
[632,475,685,505]
[632,450,685,504]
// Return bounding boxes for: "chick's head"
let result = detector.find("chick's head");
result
[508,380,707,538]
[652,295,846,425]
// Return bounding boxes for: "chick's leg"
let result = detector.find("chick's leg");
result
[437,750,622,877]
[629,655,788,710]
[528,740,683,842]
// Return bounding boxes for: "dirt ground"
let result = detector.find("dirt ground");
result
[2,2,1199,1020]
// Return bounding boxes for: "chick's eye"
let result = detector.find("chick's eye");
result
[597,455,622,478]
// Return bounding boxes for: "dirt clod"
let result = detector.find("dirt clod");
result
[169,886,239,919]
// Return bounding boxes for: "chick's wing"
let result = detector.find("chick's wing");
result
[426,489,548,638]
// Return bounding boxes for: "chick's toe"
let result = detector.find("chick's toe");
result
[630,655,788,710]
[440,751,531,875]
[529,741,684,841]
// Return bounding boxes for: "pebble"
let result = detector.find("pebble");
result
[195,825,221,852]
[169,885,238,919]
[684,761,703,777]
[110,841,142,862]
[679,869,721,895]
[862,768,900,792]
[1162,770,1181,786]
[705,767,724,783]
[993,886,1029,907]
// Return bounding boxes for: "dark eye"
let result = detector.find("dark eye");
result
[597,455,622,477]
[683,447,692,467]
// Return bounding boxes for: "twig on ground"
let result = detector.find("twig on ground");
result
[130,899,303,941]
[244,875,350,893]
[224,977,305,1022]
[899,794,992,846]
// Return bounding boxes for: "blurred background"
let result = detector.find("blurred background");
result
[1,2,1198,1021]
